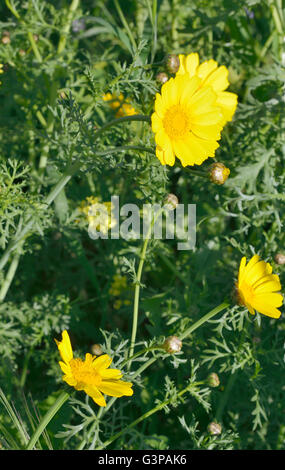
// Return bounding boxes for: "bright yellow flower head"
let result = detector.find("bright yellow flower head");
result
[55,330,134,407]
[151,73,224,166]
[236,254,283,318]
[177,53,238,125]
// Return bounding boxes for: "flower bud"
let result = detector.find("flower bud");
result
[206,372,220,387]
[90,344,103,356]
[164,193,179,210]
[163,336,182,354]
[209,162,230,185]
[1,35,10,45]
[166,54,180,74]
[156,72,168,84]
[207,422,222,435]
[275,253,285,265]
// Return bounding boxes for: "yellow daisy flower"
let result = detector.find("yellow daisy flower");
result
[151,73,224,166]
[55,330,134,407]
[236,254,283,318]
[176,52,238,126]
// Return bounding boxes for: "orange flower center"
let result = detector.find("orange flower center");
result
[163,105,190,139]
[69,358,102,387]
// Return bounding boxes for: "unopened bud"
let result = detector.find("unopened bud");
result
[208,422,222,435]
[275,253,285,265]
[166,54,180,74]
[163,336,182,354]
[156,72,168,84]
[209,162,230,185]
[91,344,103,356]
[1,36,10,45]
[164,193,179,210]
[206,372,220,387]
[19,49,26,56]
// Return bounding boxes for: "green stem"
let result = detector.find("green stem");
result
[93,114,151,140]
[26,391,70,450]
[180,302,230,341]
[57,0,80,55]
[96,382,195,450]
[95,145,155,157]
[0,242,23,301]
[215,371,238,423]
[128,208,164,367]
[5,1,42,62]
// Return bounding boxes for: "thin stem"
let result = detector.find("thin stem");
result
[57,0,80,55]
[215,371,238,423]
[180,302,230,340]
[26,391,70,450]
[128,208,164,367]
[96,382,195,450]
[95,145,155,157]
[0,242,23,301]
[93,114,151,140]
[5,1,42,62]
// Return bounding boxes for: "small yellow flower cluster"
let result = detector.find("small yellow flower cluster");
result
[109,274,131,310]
[103,92,137,118]
[79,196,116,235]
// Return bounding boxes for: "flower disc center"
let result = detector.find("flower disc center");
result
[163,105,190,139]
[70,358,102,386]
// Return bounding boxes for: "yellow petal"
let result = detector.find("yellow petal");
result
[151,112,162,133]
[238,257,247,285]
[189,87,217,114]
[100,368,123,379]
[198,59,218,81]
[176,54,186,75]
[216,91,238,123]
[85,386,107,407]
[250,298,282,319]
[203,65,229,92]
[185,53,199,77]
[55,330,73,363]
[98,380,134,397]
[179,75,201,105]
[92,354,112,371]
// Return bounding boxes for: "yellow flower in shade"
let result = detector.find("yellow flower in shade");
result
[55,330,133,407]
[236,254,283,318]
[176,53,238,126]
[103,92,137,117]
[79,196,116,235]
[151,73,224,166]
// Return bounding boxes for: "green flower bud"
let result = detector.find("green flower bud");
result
[91,344,103,356]
[156,72,169,84]
[166,54,180,74]
[209,162,230,185]
[164,193,179,210]
[207,422,222,435]
[163,336,182,354]
[206,372,220,387]
[275,253,285,265]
